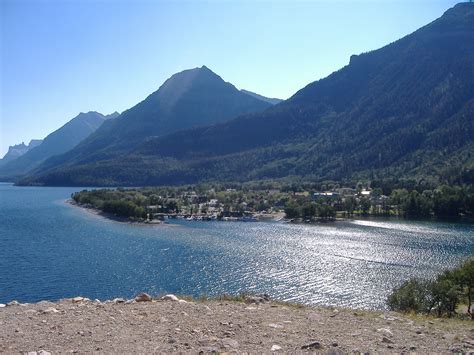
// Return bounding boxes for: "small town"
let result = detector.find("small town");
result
[71,182,472,223]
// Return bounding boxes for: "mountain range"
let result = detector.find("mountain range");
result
[0,140,43,167]
[13,67,276,184]
[0,111,118,180]
[16,3,474,186]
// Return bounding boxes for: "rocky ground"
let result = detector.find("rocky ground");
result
[1,294,473,354]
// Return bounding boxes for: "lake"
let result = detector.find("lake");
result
[0,183,472,310]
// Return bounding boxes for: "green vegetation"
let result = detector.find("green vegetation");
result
[20,5,474,188]
[71,180,473,221]
[71,184,288,221]
[387,259,474,318]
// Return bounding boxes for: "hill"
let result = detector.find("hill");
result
[22,3,474,187]
[0,112,115,181]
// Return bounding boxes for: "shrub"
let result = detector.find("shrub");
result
[387,258,474,318]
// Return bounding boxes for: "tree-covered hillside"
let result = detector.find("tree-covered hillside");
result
[24,66,273,177]
[21,3,474,187]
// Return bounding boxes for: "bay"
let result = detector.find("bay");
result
[0,183,472,309]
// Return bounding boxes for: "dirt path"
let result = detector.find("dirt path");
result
[1,296,472,353]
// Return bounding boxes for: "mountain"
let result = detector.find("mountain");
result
[104,112,120,120]
[0,111,113,181]
[241,90,283,105]
[22,3,474,187]
[0,139,43,166]
[16,66,273,182]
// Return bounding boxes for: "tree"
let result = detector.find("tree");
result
[317,204,335,220]
[457,259,474,317]
[359,198,371,215]
[343,196,357,215]
[284,202,301,219]
[387,278,435,314]
[302,202,317,218]
[387,259,473,317]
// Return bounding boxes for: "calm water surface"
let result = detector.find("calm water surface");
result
[0,183,473,309]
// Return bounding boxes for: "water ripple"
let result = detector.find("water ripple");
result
[0,184,473,310]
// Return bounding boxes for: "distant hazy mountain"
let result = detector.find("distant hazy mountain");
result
[241,90,282,105]
[19,66,273,184]
[104,112,120,120]
[0,140,43,167]
[0,111,112,181]
[23,3,474,187]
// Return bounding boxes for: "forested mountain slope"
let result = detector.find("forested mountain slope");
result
[23,3,474,186]
[23,66,273,178]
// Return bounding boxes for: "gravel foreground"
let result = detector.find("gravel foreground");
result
[0,295,472,354]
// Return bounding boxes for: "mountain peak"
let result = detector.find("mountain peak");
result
[155,66,228,110]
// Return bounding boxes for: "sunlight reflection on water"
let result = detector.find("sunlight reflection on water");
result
[0,184,473,309]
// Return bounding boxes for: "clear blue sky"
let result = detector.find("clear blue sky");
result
[0,0,459,157]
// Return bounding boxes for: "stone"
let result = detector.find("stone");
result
[42,307,59,314]
[38,351,51,355]
[221,338,239,349]
[198,336,219,346]
[301,341,322,350]
[308,312,323,321]
[377,328,393,337]
[178,299,188,304]
[382,337,393,344]
[244,295,269,304]
[162,294,180,302]
[271,345,282,351]
[72,297,84,303]
[326,349,345,355]
[268,323,284,329]
[7,300,20,306]
[113,298,125,304]
[199,346,219,353]
[135,293,152,302]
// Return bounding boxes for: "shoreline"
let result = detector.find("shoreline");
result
[68,199,288,226]
[1,294,472,353]
[67,199,473,228]
[66,199,172,226]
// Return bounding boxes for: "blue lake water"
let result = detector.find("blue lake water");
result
[0,182,473,310]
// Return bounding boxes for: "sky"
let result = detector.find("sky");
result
[0,0,459,157]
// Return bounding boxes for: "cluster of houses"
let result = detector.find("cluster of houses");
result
[311,188,390,214]
[144,186,391,222]
[145,189,278,222]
